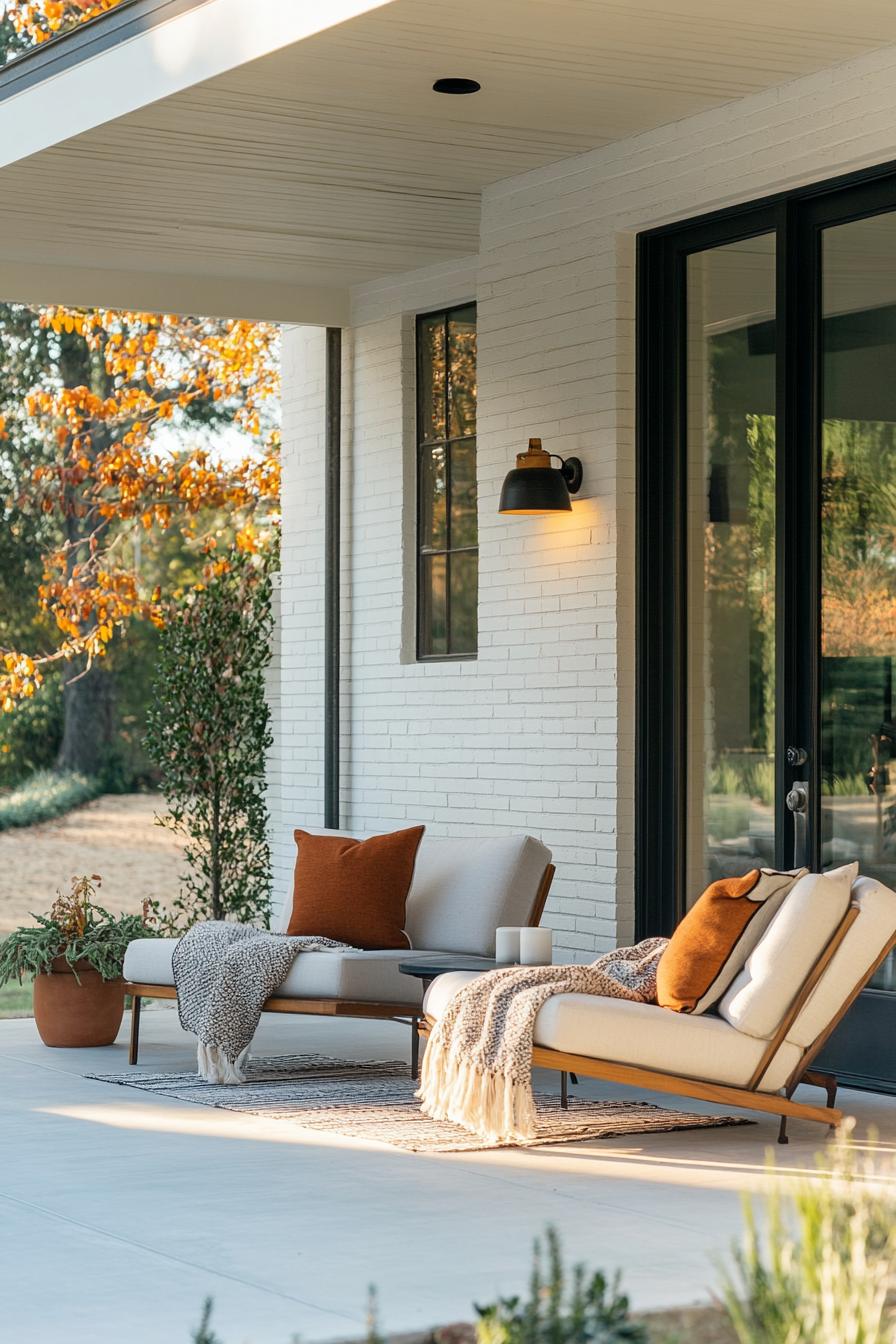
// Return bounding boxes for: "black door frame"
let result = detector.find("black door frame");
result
[636,162,896,1090]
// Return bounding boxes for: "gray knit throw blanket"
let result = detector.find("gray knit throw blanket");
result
[417,937,669,1146]
[172,921,354,1084]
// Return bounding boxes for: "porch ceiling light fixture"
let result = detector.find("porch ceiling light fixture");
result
[432,77,481,95]
[498,438,583,514]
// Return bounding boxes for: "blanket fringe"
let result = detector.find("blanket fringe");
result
[417,1034,535,1145]
[197,1041,251,1085]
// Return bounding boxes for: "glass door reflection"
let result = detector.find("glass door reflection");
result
[685,234,777,900]
[821,212,896,988]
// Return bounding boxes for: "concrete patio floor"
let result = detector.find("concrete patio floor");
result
[4,1008,896,1344]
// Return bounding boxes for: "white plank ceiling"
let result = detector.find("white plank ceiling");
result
[3,0,896,317]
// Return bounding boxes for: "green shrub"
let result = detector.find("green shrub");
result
[0,675,63,788]
[719,1128,896,1343]
[822,772,869,798]
[746,759,775,807]
[0,769,101,831]
[475,1227,648,1344]
[709,762,744,799]
[145,549,274,928]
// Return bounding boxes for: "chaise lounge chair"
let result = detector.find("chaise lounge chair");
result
[122,831,554,1073]
[422,873,896,1142]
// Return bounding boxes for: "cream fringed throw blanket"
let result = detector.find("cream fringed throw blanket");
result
[417,937,669,1146]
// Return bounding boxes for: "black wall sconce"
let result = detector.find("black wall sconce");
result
[498,438,583,514]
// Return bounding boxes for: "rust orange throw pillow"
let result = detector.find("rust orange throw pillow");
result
[656,867,805,1014]
[287,827,425,950]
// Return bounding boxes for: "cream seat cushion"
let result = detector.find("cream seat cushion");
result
[123,939,440,1006]
[423,971,801,1093]
[719,863,858,1040]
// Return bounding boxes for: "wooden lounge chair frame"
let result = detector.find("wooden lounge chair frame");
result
[420,900,896,1142]
[124,863,555,1076]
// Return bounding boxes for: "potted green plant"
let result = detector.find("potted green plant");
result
[0,874,157,1047]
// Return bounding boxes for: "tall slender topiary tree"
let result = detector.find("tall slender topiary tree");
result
[145,547,274,928]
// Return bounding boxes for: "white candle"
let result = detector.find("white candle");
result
[519,927,553,966]
[495,927,521,963]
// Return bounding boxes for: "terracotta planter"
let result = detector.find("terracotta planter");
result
[32,957,125,1047]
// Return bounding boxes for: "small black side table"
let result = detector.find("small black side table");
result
[399,955,500,1078]
[398,956,577,1105]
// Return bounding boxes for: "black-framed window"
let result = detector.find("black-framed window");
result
[416,303,477,659]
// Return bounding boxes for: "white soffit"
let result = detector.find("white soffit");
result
[2,0,896,320]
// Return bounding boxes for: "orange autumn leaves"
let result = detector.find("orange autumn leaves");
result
[1,306,280,712]
[5,0,124,47]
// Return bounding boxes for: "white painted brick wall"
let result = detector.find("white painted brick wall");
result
[278,42,896,953]
[272,325,328,927]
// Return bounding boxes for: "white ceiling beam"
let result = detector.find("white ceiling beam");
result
[0,259,349,325]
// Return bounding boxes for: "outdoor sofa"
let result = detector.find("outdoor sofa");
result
[423,872,896,1141]
[122,831,554,1072]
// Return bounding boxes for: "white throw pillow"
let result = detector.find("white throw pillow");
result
[718,862,858,1040]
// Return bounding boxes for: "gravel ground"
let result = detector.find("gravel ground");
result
[0,793,185,933]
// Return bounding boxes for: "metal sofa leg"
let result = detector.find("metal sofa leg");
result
[410,1016,421,1080]
[129,993,141,1065]
[560,1071,569,1110]
[803,1068,838,1111]
[777,1114,789,1145]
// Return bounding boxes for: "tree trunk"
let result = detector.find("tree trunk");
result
[55,333,117,781]
[57,659,116,778]
[210,781,222,919]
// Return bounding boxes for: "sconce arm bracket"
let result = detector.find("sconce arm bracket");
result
[555,456,583,494]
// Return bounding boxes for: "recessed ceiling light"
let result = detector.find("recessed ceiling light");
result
[432,77,481,95]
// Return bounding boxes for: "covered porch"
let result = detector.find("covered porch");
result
[5,1008,896,1343]
[7,2,896,1341]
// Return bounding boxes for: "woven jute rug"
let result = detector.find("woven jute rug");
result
[89,1053,750,1152]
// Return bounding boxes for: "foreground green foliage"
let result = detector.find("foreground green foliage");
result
[145,549,274,928]
[0,874,157,985]
[190,1230,648,1344]
[191,1300,221,1344]
[0,769,102,831]
[475,1228,647,1344]
[186,1140,896,1344]
[720,1128,896,1343]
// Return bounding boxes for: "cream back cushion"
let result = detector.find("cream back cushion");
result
[276,828,551,957]
[785,875,896,1049]
[405,834,551,955]
[718,863,858,1040]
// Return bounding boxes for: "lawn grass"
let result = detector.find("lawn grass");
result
[0,976,33,1018]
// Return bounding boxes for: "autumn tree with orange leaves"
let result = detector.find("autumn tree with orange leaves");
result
[0,304,280,776]
[2,0,123,54]
[0,4,280,781]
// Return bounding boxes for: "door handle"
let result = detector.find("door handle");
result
[786,780,809,868]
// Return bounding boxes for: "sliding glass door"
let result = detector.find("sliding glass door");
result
[820,212,896,1006]
[684,235,777,899]
[638,169,896,1089]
